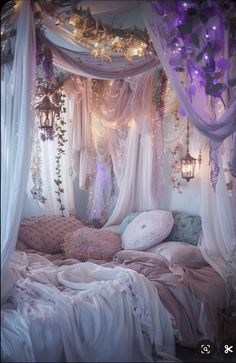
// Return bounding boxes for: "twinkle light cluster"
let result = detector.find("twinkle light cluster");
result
[33,1,154,62]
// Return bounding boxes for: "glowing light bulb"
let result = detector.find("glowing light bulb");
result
[195,70,199,74]
[212,25,216,30]
[204,54,208,60]
[206,33,209,39]
[183,2,188,7]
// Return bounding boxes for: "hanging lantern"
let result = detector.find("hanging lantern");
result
[35,95,59,129]
[181,120,196,182]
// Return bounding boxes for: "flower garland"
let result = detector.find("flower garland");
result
[169,144,182,194]
[30,117,47,204]
[152,67,168,117]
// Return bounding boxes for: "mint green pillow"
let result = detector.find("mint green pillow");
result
[119,212,140,235]
[166,211,202,246]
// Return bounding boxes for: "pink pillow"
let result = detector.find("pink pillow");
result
[64,227,122,261]
[18,216,85,253]
[148,241,208,268]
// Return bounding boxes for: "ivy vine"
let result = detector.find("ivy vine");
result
[54,89,67,216]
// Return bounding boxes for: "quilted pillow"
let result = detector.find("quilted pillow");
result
[63,227,122,261]
[148,241,208,268]
[166,211,202,245]
[119,212,140,235]
[18,216,85,253]
[122,210,174,251]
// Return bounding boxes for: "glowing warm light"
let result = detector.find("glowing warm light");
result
[181,121,197,182]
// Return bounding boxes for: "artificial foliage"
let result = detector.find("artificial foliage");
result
[153,0,236,102]
[54,91,67,216]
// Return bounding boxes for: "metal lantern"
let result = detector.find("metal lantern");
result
[181,121,196,182]
[35,95,59,129]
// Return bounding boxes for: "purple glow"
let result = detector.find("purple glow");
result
[189,84,196,97]
[204,55,209,60]
[178,105,186,116]
[195,70,199,74]
[212,25,216,30]
[217,57,230,71]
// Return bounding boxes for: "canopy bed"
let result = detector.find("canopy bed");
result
[1,1,236,362]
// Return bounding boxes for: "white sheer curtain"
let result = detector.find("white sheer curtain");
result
[38,96,75,216]
[26,97,75,217]
[142,2,236,270]
[199,142,236,276]
[1,0,36,276]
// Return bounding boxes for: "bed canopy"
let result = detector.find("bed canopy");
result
[1,0,236,288]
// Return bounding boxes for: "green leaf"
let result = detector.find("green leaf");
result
[191,34,200,48]
[228,78,236,87]
[177,23,192,34]
[204,46,214,57]
[199,14,208,23]
[196,51,204,62]
[205,73,213,81]
[206,83,224,95]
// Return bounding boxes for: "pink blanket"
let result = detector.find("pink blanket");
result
[103,251,226,347]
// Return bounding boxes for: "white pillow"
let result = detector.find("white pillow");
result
[148,241,208,268]
[121,210,174,251]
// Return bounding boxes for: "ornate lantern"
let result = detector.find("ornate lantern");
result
[181,120,196,182]
[35,94,59,129]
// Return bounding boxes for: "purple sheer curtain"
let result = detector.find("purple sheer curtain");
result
[142,2,236,180]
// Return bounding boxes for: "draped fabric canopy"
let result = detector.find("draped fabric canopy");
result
[1,0,235,285]
[1,0,36,291]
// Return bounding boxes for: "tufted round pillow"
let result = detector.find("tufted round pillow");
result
[18,216,85,253]
[122,210,174,251]
[64,227,122,261]
[119,212,140,235]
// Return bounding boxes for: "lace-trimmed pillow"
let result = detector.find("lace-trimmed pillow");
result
[64,227,122,261]
[18,216,85,253]
[122,210,174,251]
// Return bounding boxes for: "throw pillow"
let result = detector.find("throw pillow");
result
[166,211,202,245]
[148,241,208,268]
[102,225,120,234]
[122,210,174,250]
[63,227,122,261]
[119,212,140,235]
[18,216,85,253]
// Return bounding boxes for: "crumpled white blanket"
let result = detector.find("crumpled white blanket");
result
[1,251,179,362]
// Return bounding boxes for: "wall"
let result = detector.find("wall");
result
[159,151,201,216]
[22,153,202,220]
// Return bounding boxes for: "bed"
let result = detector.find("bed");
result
[1,212,227,362]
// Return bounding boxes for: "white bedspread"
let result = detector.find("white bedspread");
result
[1,251,178,362]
